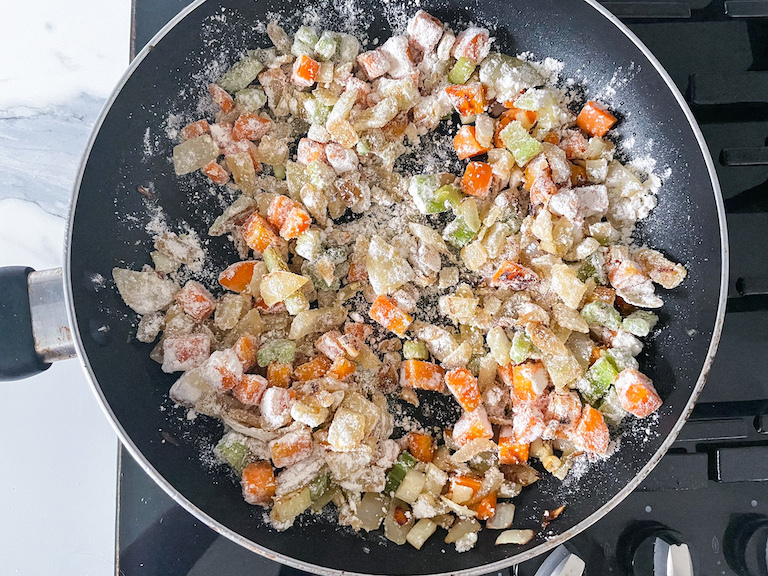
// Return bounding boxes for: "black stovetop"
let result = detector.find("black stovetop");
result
[119,1,768,575]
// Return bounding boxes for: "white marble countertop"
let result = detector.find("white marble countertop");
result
[0,1,131,574]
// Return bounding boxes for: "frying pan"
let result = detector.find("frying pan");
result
[0,0,728,573]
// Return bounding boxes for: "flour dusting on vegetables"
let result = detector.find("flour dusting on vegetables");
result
[112,10,687,550]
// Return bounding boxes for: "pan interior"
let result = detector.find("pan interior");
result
[67,0,724,573]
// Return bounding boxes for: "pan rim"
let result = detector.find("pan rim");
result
[63,0,729,574]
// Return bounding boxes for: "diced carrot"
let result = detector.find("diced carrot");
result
[267,362,292,388]
[297,138,327,166]
[242,213,280,253]
[498,427,530,465]
[452,27,491,63]
[491,261,539,290]
[181,119,211,141]
[474,491,497,520]
[241,461,276,505]
[293,355,332,382]
[345,322,373,342]
[571,405,610,454]
[451,474,483,496]
[162,334,211,372]
[267,195,300,229]
[176,281,217,322]
[219,261,259,293]
[494,108,537,147]
[576,101,617,138]
[233,334,260,371]
[315,330,346,360]
[328,357,356,379]
[614,369,662,417]
[269,428,313,468]
[509,361,549,404]
[400,359,445,392]
[452,405,494,446]
[445,83,486,117]
[445,367,482,412]
[453,125,491,160]
[209,83,235,113]
[609,260,648,292]
[542,131,560,145]
[232,112,272,142]
[512,402,547,444]
[202,160,229,185]
[246,142,264,175]
[233,373,268,405]
[407,432,435,463]
[254,298,287,314]
[497,363,515,387]
[292,54,320,87]
[589,346,606,366]
[279,207,312,240]
[370,295,413,337]
[586,286,616,305]
[524,155,556,206]
[357,49,390,80]
[559,130,588,160]
[461,161,494,198]
[393,505,410,526]
[203,350,243,392]
[570,163,587,187]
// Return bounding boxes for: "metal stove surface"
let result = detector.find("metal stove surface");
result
[119,1,768,575]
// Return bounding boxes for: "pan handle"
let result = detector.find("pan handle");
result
[0,267,76,381]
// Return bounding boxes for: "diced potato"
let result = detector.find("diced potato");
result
[227,151,259,195]
[271,486,312,525]
[395,469,426,504]
[495,529,535,545]
[288,306,347,340]
[113,268,179,315]
[461,241,489,272]
[366,235,414,295]
[439,295,479,324]
[173,135,219,175]
[260,271,309,307]
[487,326,511,366]
[214,293,250,330]
[551,264,587,309]
[327,408,366,451]
[406,519,437,550]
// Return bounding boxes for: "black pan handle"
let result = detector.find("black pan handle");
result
[0,266,75,381]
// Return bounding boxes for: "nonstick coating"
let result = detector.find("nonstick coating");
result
[66,0,726,573]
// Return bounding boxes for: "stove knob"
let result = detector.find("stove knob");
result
[653,538,694,576]
[723,513,768,576]
[617,521,696,576]
[533,545,585,576]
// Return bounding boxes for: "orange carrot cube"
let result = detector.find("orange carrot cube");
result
[279,207,312,240]
[267,362,292,388]
[209,83,235,113]
[233,373,268,405]
[452,27,491,63]
[162,334,211,373]
[246,141,264,174]
[576,101,617,138]
[445,83,486,117]
[232,112,272,142]
[491,260,539,291]
[357,49,390,79]
[293,355,332,382]
[219,261,259,293]
[328,357,356,380]
[181,119,211,141]
[453,125,491,160]
[452,405,494,446]
[450,475,482,497]
[315,330,346,360]
[498,427,530,465]
[292,54,320,87]
[474,491,497,520]
[559,129,589,159]
[296,138,327,165]
[202,160,229,185]
[461,161,493,198]
[241,461,276,505]
[254,298,287,314]
[269,428,313,468]
[400,359,445,391]
[176,281,216,322]
[202,349,243,392]
[407,432,435,462]
[233,334,260,372]
[509,361,549,404]
[242,213,280,253]
[345,322,373,342]
[571,405,610,454]
[614,369,662,417]
[267,195,300,229]
[512,402,547,444]
[369,295,413,337]
[445,367,482,412]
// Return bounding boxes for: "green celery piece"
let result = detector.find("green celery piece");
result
[622,311,659,337]
[296,26,319,47]
[273,164,286,180]
[304,98,331,125]
[443,217,476,248]
[426,184,463,214]
[408,175,440,214]
[581,301,621,330]
[218,56,264,93]
[577,259,597,283]
[356,138,371,155]
[403,340,429,360]
[577,252,606,283]
[598,386,627,427]
[499,120,543,167]
[582,357,619,403]
[385,452,418,493]
[604,347,639,372]
[314,31,340,61]
[257,339,296,367]
[337,34,360,63]
[448,57,476,85]
[309,474,331,500]
[216,438,251,474]
[509,331,533,364]
[235,87,267,112]
[291,38,315,58]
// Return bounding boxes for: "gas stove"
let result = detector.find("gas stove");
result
[119,1,768,574]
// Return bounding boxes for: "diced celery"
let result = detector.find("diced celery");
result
[408,175,441,214]
[291,38,315,58]
[257,339,296,367]
[581,356,618,404]
[216,437,251,473]
[309,474,331,500]
[304,97,332,125]
[448,57,476,85]
[403,340,429,360]
[356,137,371,156]
[218,56,264,93]
[580,301,621,330]
[337,34,360,63]
[385,452,419,494]
[426,184,463,214]
[296,26,319,47]
[598,386,628,426]
[622,311,659,337]
[604,347,639,372]
[314,31,340,61]
[509,331,533,364]
[443,217,476,248]
[577,252,606,283]
[235,87,267,112]
[499,120,543,167]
